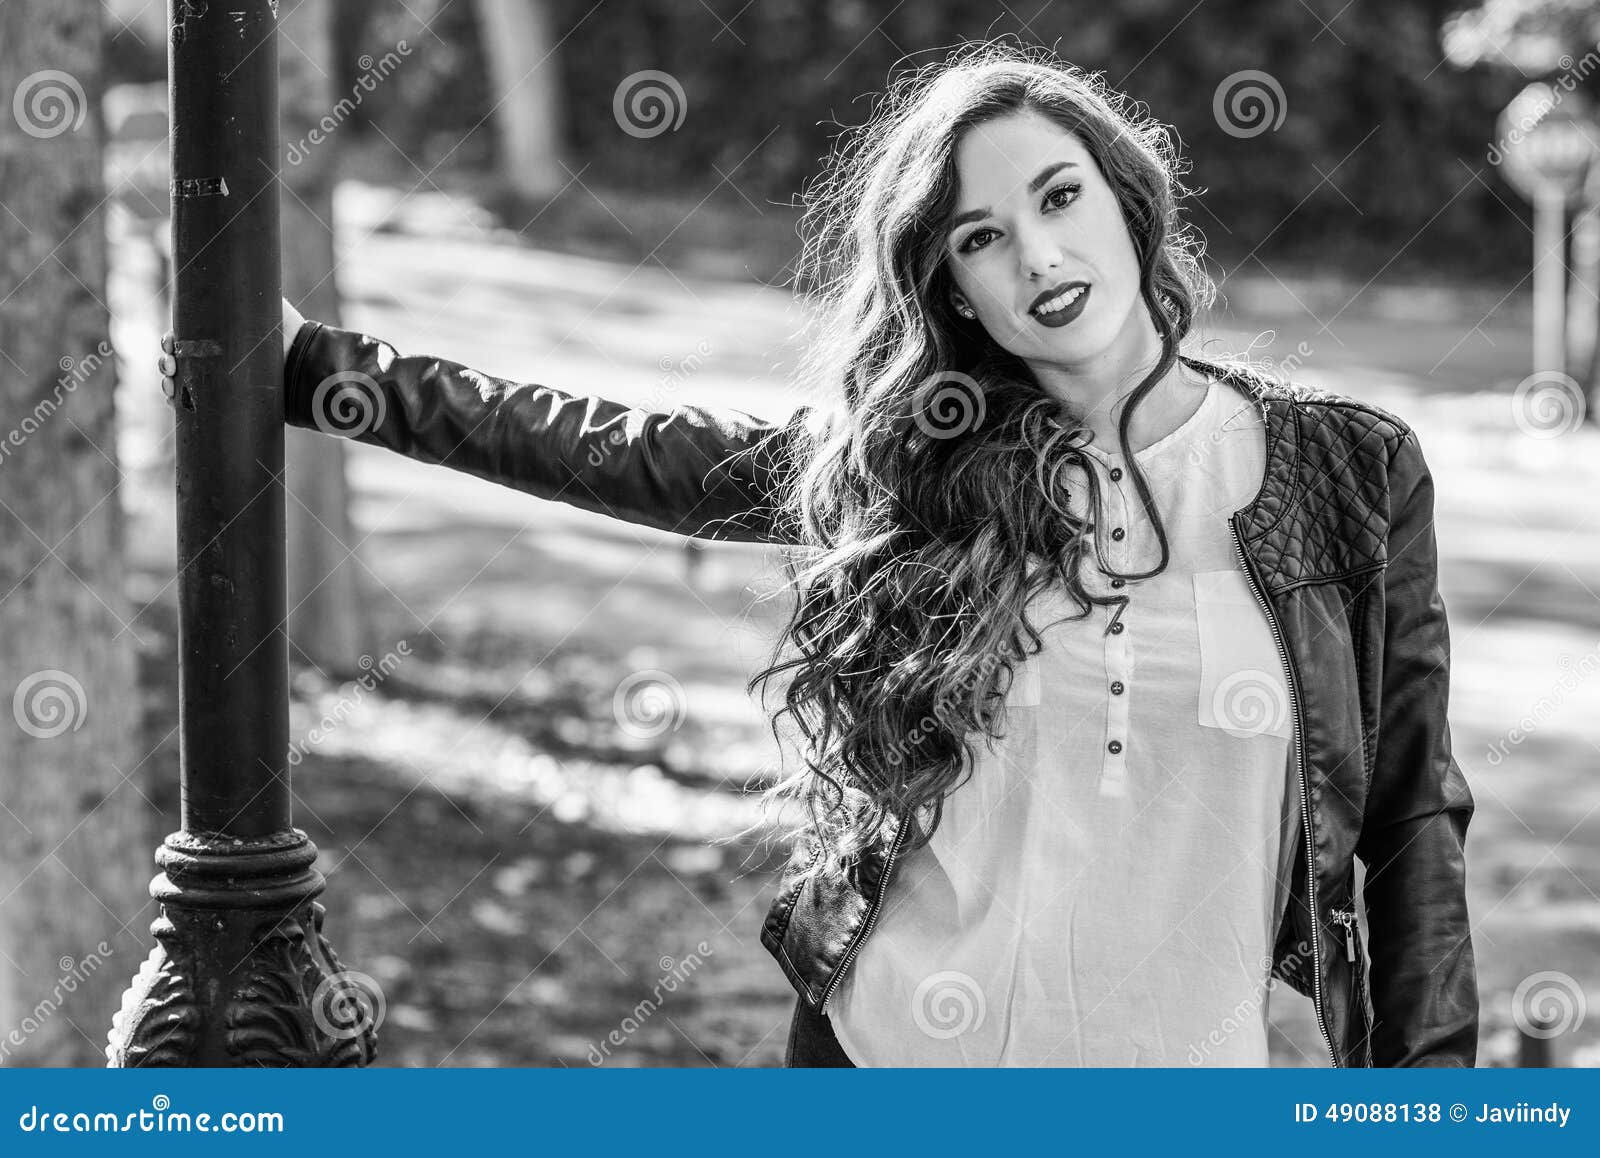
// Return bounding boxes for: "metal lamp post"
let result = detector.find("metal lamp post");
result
[105,0,374,1067]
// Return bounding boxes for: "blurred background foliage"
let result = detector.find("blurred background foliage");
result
[105,0,1537,284]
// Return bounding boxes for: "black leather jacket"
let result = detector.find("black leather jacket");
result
[285,319,1479,1068]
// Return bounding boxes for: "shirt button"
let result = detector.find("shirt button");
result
[1107,740,1123,754]
[1110,681,1124,695]
[1111,527,1125,540]
[1110,578,1125,589]
[1109,620,1124,634]
[1109,467,1123,481]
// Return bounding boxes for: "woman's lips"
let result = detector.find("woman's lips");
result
[1030,285,1090,328]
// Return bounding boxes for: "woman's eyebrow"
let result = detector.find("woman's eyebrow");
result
[948,160,1081,233]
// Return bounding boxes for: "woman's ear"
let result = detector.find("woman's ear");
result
[951,294,977,319]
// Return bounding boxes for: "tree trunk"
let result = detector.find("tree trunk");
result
[0,0,149,1065]
[280,0,369,674]
[474,0,565,200]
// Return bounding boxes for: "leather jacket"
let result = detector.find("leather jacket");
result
[284,319,1480,1068]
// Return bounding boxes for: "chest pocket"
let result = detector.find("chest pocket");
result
[1192,570,1292,741]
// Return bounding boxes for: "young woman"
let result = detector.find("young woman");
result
[160,45,1478,1068]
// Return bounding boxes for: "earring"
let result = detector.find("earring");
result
[957,305,976,318]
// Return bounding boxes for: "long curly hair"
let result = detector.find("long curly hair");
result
[744,42,1217,877]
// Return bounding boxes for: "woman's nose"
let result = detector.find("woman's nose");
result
[1015,221,1064,280]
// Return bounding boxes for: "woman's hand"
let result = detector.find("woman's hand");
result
[158,297,307,410]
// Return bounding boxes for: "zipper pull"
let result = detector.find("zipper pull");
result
[1334,908,1356,962]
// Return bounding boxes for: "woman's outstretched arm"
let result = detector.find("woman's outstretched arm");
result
[280,315,811,545]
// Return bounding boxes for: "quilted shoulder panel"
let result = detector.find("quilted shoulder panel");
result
[1221,370,1412,593]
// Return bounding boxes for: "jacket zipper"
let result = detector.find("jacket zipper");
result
[819,813,909,1014]
[1332,905,1375,1066]
[1230,515,1339,1067]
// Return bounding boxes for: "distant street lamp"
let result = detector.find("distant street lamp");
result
[1494,82,1600,377]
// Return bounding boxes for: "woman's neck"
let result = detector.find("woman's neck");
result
[1031,341,1211,457]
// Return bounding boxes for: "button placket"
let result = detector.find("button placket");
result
[1100,597,1130,798]
[1099,452,1130,799]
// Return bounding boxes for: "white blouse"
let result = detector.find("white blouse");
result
[829,372,1300,1066]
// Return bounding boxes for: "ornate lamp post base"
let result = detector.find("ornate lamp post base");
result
[107,830,377,1067]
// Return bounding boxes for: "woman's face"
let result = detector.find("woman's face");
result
[942,110,1149,373]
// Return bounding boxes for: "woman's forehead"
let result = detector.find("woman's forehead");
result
[951,115,1091,209]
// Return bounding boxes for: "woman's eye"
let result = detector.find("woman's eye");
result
[956,186,1081,254]
[1045,182,1081,210]
[958,227,997,254]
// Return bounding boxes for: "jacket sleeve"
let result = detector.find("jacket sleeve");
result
[283,319,809,545]
[1355,429,1479,1066]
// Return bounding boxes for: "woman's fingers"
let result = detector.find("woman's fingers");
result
[159,330,177,408]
